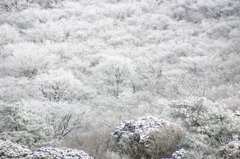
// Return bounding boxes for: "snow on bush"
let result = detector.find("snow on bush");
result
[36,69,87,102]
[0,102,55,149]
[0,0,62,12]
[0,24,20,45]
[219,140,240,159]
[2,43,53,78]
[172,148,187,159]
[110,116,183,159]
[171,97,240,159]
[0,139,32,159]
[29,146,93,159]
[0,139,93,159]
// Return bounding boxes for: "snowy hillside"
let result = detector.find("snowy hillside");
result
[0,0,240,158]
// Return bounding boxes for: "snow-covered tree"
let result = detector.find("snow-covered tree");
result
[1,43,55,78]
[219,140,240,159]
[170,97,240,159]
[45,102,87,140]
[0,0,31,12]
[0,0,240,156]
[0,24,20,46]
[93,57,134,98]
[0,102,55,149]
[0,0,62,12]
[19,100,89,141]
[36,69,89,102]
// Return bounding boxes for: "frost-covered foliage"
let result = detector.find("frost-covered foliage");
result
[0,139,32,159]
[110,116,183,159]
[0,102,55,149]
[36,69,88,102]
[42,102,87,140]
[0,24,20,45]
[169,0,240,22]
[1,43,53,78]
[0,0,33,12]
[172,148,187,159]
[93,57,133,98]
[0,0,62,12]
[0,0,240,158]
[29,146,93,159]
[18,100,88,141]
[219,140,240,159]
[0,139,93,159]
[171,98,240,159]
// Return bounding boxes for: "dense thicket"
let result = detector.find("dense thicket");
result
[0,0,239,158]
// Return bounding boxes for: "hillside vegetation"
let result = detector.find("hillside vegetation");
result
[0,0,240,158]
